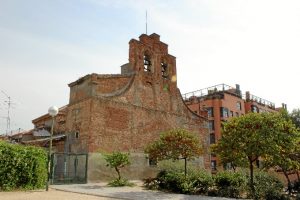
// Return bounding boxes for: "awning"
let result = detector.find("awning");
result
[22,134,65,144]
[33,129,50,137]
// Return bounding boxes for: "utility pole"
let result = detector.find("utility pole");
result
[1,91,11,136]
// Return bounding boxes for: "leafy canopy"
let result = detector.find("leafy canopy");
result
[145,128,203,161]
[212,112,300,194]
[104,152,130,180]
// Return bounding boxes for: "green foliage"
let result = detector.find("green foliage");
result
[0,141,47,191]
[103,152,130,180]
[145,129,203,161]
[188,169,214,194]
[145,128,203,176]
[144,168,213,195]
[107,178,135,187]
[214,171,247,198]
[156,170,186,193]
[145,167,290,199]
[249,170,284,200]
[213,112,300,193]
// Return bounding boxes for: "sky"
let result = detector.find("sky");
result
[0,0,300,134]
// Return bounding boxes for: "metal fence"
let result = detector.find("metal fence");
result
[51,153,88,184]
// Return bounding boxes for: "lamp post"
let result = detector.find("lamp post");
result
[46,106,59,191]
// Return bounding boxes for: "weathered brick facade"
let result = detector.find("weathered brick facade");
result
[31,33,209,180]
[66,33,208,154]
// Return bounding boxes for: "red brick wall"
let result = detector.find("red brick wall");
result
[64,33,209,169]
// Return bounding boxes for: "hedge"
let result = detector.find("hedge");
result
[0,141,47,191]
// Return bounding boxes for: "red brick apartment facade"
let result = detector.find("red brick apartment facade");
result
[26,33,209,181]
[183,84,281,171]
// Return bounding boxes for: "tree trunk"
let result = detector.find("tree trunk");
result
[297,170,300,181]
[115,167,121,180]
[184,158,187,178]
[249,158,255,195]
[283,170,292,194]
[232,163,236,172]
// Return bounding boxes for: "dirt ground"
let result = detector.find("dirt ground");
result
[0,189,116,200]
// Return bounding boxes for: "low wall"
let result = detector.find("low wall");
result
[87,153,205,182]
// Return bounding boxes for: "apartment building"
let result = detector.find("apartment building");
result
[183,84,281,170]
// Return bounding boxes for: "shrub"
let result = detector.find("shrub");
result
[156,170,186,193]
[108,178,135,187]
[249,170,284,200]
[144,168,213,195]
[143,177,159,190]
[0,141,47,191]
[292,179,300,193]
[188,169,214,194]
[214,171,247,198]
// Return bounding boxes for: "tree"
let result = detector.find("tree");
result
[145,128,203,177]
[213,112,299,194]
[280,109,300,182]
[262,112,300,193]
[104,152,130,180]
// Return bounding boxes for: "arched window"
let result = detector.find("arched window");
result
[143,54,152,72]
[161,61,168,79]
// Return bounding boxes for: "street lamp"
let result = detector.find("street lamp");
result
[46,106,59,191]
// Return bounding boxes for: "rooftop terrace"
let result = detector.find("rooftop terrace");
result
[182,83,275,108]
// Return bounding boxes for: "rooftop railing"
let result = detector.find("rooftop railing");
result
[247,94,275,108]
[182,84,237,101]
[182,84,276,109]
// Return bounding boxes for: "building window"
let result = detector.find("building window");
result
[161,62,168,79]
[230,111,234,117]
[208,120,215,131]
[236,112,239,117]
[251,105,259,113]
[220,107,229,118]
[207,107,214,117]
[236,102,242,110]
[210,133,215,144]
[211,160,217,170]
[144,54,152,72]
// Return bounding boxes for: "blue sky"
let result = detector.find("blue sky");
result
[0,0,300,134]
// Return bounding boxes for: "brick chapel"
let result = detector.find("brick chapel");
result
[30,33,209,181]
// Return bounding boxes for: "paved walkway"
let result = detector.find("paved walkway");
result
[51,181,234,200]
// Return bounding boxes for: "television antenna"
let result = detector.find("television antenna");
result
[1,90,14,136]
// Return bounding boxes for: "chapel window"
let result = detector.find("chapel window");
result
[161,62,168,79]
[144,54,152,72]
